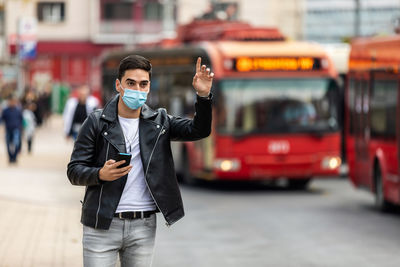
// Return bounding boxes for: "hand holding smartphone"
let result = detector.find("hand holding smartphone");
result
[115,153,132,168]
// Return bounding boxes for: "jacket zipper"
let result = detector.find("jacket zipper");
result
[95,185,104,228]
[95,142,109,228]
[144,126,170,226]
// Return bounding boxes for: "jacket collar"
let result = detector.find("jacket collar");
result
[140,103,159,120]
[100,94,158,122]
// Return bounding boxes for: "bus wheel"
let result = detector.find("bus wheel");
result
[181,150,197,186]
[374,165,391,212]
[288,178,311,190]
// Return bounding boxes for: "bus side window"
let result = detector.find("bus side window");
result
[214,88,227,129]
[370,78,398,139]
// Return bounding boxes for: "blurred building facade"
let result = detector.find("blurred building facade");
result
[1,0,177,98]
[0,0,399,99]
[305,0,400,42]
[182,0,400,42]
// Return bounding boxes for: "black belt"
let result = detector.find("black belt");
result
[114,211,155,219]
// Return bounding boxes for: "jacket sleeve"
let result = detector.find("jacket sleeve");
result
[169,94,212,141]
[67,112,102,186]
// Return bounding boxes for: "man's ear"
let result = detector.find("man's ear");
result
[115,79,122,94]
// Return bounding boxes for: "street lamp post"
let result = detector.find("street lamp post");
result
[354,0,361,37]
[162,0,175,39]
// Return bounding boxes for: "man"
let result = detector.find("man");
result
[67,55,213,266]
[1,95,23,164]
[63,84,99,140]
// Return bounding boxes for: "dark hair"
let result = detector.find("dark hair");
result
[118,55,152,81]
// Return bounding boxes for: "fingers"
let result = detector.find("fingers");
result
[196,57,214,78]
[100,159,132,181]
[201,68,214,79]
[205,68,214,78]
[196,57,201,73]
[109,165,132,180]
[112,165,132,176]
[112,160,127,168]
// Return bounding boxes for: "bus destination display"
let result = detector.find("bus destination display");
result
[234,57,320,72]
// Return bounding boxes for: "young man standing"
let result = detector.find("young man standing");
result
[67,55,213,267]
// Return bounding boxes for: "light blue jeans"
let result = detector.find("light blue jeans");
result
[83,214,157,267]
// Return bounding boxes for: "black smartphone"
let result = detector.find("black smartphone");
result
[115,153,132,168]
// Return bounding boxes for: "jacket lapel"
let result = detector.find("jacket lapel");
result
[139,105,162,173]
[102,122,126,153]
[100,94,126,153]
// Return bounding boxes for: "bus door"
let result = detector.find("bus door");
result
[370,71,399,190]
[354,75,370,186]
[396,73,400,184]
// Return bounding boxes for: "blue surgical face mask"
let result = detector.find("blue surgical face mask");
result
[120,85,148,110]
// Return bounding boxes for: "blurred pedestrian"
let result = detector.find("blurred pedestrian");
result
[21,86,38,107]
[63,84,99,140]
[23,102,37,154]
[0,95,23,164]
[38,83,52,124]
[67,55,213,267]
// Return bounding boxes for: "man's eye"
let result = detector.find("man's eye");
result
[140,82,149,87]
[127,82,135,87]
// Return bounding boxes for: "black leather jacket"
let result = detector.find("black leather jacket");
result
[67,94,212,229]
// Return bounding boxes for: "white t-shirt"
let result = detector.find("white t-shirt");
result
[116,115,156,212]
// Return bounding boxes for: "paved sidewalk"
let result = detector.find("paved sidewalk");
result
[0,115,84,267]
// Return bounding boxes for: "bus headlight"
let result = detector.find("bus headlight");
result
[321,156,341,170]
[214,159,241,172]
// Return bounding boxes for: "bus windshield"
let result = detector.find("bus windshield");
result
[215,78,339,135]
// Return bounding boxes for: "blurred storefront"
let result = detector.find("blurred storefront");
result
[2,0,176,108]
[9,41,119,101]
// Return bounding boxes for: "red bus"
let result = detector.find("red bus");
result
[101,20,342,188]
[346,35,400,209]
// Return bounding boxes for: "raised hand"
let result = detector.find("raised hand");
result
[192,57,214,97]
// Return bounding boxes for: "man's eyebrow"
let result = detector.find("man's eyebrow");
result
[125,78,149,83]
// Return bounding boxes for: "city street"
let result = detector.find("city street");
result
[1,115,400,267]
